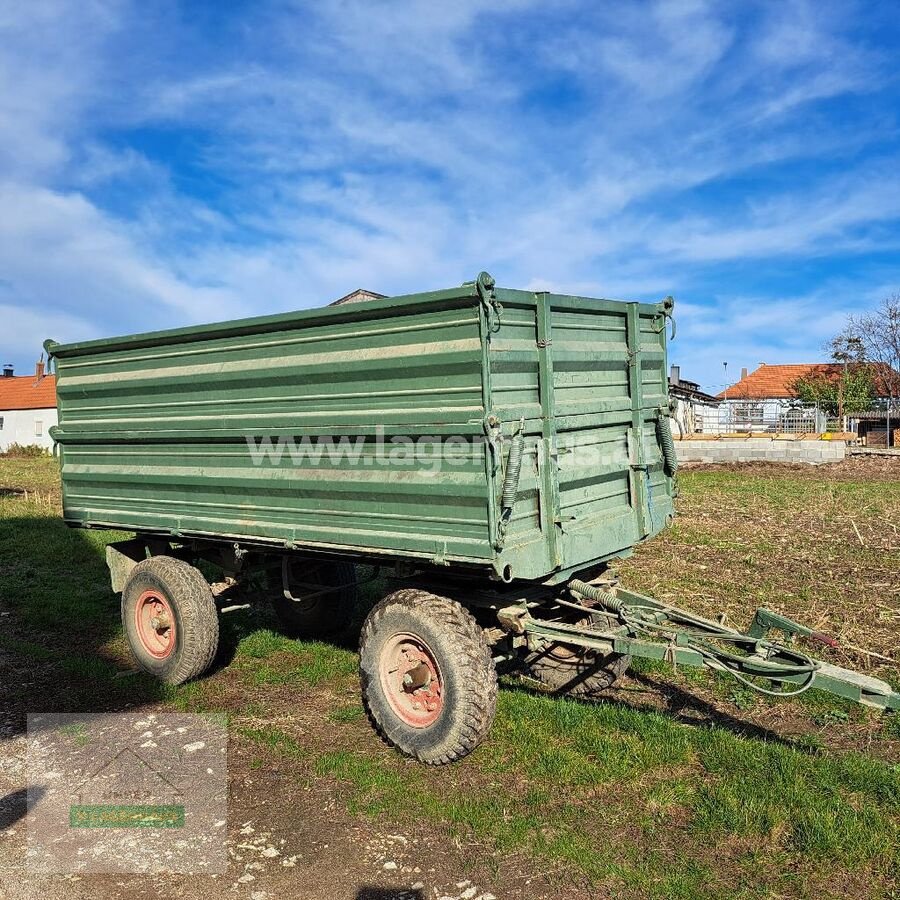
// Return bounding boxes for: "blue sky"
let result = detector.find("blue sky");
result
[2,0,899,392]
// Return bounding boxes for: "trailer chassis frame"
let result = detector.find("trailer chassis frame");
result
[504,582,900,712]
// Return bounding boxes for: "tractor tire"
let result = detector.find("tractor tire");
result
[272,559,357,639]
[359,589,497,765]
[122,556,219,685]
[524,616,630,696]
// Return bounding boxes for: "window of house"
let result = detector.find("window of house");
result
[0,416,4,430]
[35,419,43,437]
[732,402,764,421]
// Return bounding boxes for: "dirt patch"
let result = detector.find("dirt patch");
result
[625,463,900,666]
[684,454,900,481]
[0,684,595,900]
[0,616,594,900]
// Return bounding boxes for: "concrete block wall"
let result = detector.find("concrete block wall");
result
[675,439,846,466]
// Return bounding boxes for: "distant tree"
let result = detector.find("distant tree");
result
[830,294,900,407]
[829,332,866,366]
[791,367,875,418]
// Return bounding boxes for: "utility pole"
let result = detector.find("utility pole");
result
[723,362,729,433]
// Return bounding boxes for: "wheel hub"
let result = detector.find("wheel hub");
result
[135,590,176,659]
[379,634,444,728]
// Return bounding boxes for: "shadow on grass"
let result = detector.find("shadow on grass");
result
[205,568,387,677]
[499,668,798,750]
[0,511,173,741]
[215,580,808,753]
[0,507,844,755]
[0,503,388,744]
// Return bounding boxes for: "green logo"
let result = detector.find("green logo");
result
[69,804,185,828]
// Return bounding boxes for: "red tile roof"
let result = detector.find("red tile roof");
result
[717,363,896,400]
[0,374,57,410]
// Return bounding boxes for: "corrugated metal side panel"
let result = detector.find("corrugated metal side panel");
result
[53,297,494,561]
[489,291,675,580]
[550,295,674,571]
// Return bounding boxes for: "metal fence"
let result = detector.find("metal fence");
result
[691,400,837,435]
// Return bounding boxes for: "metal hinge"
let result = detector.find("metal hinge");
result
[475,271,502,334]
[654,295,676,341]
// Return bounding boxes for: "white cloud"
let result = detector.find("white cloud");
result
[0,303,98,366]
[671,285,879,389]
[595,0,734,100]
[641,163,900,262]
[0,182,245,365]
[0,0,897,383]
[0,1,124,179]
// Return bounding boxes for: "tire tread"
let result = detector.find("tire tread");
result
[122,556,219,685]
[359,588,497,765]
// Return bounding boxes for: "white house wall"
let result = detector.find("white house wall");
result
[0,407,58,452]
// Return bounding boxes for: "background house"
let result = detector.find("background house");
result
[717,362,898,442]
[668,366,721,435]
[850,410,900,448]
[716,364,840,433]
[328,288,387,306]
[0,360,58,452]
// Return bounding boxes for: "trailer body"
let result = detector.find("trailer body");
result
[47,274,677,583]
[44,274,898,764]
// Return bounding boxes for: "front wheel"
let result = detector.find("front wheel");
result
[122,556,219,685]
[523,614,630,695]
[272,559,357,639]
[359,589,497,765]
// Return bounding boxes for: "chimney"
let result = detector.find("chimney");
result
[2,364,13,378]
[35,356,45,381]
[669,364,681,386]
[741,367,748,380]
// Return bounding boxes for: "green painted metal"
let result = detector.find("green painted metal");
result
[46,273,676,582]
[519,584,900,711]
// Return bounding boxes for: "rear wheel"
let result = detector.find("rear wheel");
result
[359,589,497,764]
[122,556,219,685]
[272,558,357,639]
[524,615,630,695]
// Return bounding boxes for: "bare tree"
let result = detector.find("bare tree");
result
[831,293,900,441]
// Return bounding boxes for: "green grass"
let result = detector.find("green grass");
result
[328,703,365,724]
[307,690,899,895]
[237,724,309,760]
[1,457,898,898]
[233,629,357,686]
[0,455,60,492]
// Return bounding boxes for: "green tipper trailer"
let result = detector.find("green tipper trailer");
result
[48,272,677,582]
[46,272,898,764]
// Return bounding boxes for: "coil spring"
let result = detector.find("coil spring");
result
[501,426,525,511]
[569,578,624,613]
[657,414,678,477]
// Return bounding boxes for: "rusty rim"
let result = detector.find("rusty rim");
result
[544,614,604,663]
[378,633,444,728]
[547,642,592,662]
[134,590,177,659]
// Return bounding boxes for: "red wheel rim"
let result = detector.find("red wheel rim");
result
[134,590,177,659]
[378,633,444,728]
